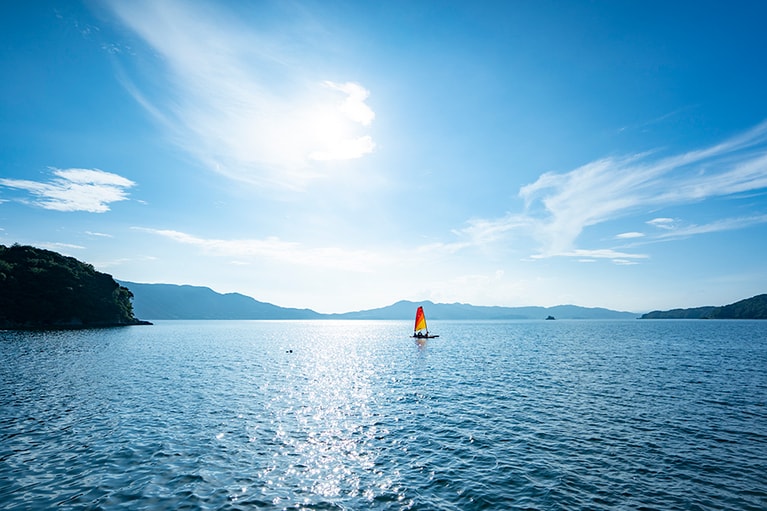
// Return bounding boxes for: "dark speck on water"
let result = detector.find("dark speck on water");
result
[1,319,765,510]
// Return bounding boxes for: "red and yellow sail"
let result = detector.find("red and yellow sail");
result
[414,306,427,333]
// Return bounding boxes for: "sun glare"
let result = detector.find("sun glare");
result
[307,105,351,147]
[303,83,376,161]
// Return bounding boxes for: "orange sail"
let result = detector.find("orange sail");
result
[414,306,427,333]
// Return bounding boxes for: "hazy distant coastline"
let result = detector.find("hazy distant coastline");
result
[3,244,763,327]
[120,280,639,320]
[640,294,767,319]
[122,281,767,321]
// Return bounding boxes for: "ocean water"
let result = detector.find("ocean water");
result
[1,319,765,510]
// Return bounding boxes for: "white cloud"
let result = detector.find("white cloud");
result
[612,259,640,266]
[0,168,135,213]
[655,214,767,239]
[451,214,534,249]
[37,242,86,252]
[615,231,645,239]
[532,248,649,261]
[322,81,375,126]
[459,120,767,260]
[107,1,376,188]
[135,228,391,272]
[309,135,375,161]
[647,217,676,229]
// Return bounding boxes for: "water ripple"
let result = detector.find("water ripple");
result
[1,320,766,510]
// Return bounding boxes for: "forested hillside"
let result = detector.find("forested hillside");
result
[641,294,767,319]
[707,294,767,319]
[0,244,148,328]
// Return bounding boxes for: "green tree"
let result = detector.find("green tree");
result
[0,244,145,328]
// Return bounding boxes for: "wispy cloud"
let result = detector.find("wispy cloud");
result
[0,168,135,213]
[95,255,157,269]
[531,248,649,261]
[615,231,645,239]
[107,1,375,188]
[617,107,692,134]
[647,217,676,230]
[320,81,375,126]
[37,242,86,252]
[461,121,767,261]
[134,228,391,272]
[654,214,767,240]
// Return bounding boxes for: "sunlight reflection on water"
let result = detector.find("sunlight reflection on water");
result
[1,320,765,510]
[262,325,393,503]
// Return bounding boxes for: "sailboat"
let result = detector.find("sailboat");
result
[411,306,439,338]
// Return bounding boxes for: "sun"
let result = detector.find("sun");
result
[306,104,351,149]
[297,81,376,162]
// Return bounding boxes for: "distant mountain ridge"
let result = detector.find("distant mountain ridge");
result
[119,282,322,320]
[120,281,639,320]
[641,294,767,319]
[327,300,637,320]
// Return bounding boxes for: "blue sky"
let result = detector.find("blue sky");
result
[2,1,767,313]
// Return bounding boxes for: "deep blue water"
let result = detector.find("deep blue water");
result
[1,319,765,510]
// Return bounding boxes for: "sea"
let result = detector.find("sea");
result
[1,319,765,511]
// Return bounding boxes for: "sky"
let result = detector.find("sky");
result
[2,0,767,314]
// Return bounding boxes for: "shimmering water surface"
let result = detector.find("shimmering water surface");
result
[1,320,765,510]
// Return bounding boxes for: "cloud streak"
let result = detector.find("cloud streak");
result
[135,228,392,272]
[461,121,767,261]
[654,214,767,240]
[107,0,376,188]
[0,168,135,212]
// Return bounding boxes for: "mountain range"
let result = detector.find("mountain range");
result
[119,281,639,320]
[119,282,322,320]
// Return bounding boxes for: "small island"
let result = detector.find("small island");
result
[0,244,150,329]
